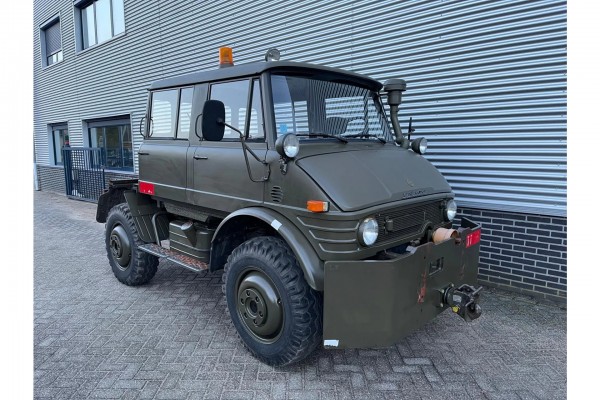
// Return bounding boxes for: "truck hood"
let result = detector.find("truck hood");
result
[296,148,452,212]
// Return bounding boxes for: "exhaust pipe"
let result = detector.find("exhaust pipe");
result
[383,79,408,148]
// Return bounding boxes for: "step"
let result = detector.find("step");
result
[139,243,209,273]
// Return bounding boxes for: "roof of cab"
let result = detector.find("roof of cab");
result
[148,61,383,91]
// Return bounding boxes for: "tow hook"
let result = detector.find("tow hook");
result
[441,284,483,322]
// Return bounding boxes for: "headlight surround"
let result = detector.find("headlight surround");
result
[410,137,428,155]
[275,133,300,158]
[445,199,457,221]
[358,217,379,246]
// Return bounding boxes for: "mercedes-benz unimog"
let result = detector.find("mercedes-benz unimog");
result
[96,48,483,366]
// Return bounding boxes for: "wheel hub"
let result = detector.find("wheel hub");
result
[109,225,130,269]
[236,271,283,342]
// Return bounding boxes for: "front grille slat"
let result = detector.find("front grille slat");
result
[375,201,444,244]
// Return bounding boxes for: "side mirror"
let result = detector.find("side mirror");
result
[201,100,226,141]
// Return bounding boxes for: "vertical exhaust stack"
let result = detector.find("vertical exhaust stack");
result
[383,79,408,148]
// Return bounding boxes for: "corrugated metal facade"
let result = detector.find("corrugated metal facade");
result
[34,0,566,217]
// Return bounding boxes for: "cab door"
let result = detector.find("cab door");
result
[138,87,194,203]
[189,79,267,212]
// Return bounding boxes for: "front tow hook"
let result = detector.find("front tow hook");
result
[442,284,483,322]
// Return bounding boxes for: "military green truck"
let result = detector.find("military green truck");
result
[96,48,483,366]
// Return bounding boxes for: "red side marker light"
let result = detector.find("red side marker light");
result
[465,229,481,248]
[139,181,155,195]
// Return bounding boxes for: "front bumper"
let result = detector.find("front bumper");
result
[323,218,481,349]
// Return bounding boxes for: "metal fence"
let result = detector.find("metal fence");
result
[62,147,106,202]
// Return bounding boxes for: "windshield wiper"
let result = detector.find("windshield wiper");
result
[296,133,348,143]
[343,133,387,144]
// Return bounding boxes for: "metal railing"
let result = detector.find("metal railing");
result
[62,147,106,202]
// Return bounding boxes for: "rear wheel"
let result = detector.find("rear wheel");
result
[105,203,158,285]
[223,236,323,366]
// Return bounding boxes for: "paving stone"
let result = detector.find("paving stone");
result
[33,191,567,399]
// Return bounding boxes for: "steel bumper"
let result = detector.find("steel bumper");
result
[322,218,481,349]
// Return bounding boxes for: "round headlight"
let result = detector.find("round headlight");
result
[410,137,428,155]
[445,199,457,221]
[358,217,379,246]
[275,133,300,159]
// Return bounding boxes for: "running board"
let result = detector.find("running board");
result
[139,243,209,273]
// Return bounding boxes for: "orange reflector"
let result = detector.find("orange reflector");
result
[465,229,481,248]
[219,47,234,67]
[139,181,155,195]
[307,200,329,213]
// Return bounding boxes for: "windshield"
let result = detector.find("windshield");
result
[270,74,392,142]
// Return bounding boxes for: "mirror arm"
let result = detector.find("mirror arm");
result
[138,115,147,138]
[194,114,203,140]
[222,121,271,182]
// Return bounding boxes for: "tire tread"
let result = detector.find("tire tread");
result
[105,203,158,286]
[223,236,322,366]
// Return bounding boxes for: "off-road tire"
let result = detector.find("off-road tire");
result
[105,203,158,285]
[223,236,323,366]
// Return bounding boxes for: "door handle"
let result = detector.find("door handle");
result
[194,155,208,160]
[138,152,150,156]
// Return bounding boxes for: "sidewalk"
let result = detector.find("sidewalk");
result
[34,191,566,399]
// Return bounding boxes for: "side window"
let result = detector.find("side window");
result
[209,80,250,140]
[150,89,178,138]
[177,87,194,139]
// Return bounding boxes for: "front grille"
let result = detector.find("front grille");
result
[375,201,445,244]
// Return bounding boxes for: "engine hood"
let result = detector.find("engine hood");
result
[296,147,452,212]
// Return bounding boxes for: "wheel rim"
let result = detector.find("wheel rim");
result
[109,224,131,270]
[236,269,283,343]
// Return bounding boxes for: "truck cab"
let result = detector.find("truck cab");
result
[97,49,483,366]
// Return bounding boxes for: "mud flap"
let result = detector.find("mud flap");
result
[123,191,169,243]
[322,218,480,349]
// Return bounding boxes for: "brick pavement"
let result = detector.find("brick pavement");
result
[34,191,567,399]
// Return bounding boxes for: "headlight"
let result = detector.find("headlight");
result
[275,133,300,158]
[358,217,379,246]
[445,199,457,221]
[410,137,427,155]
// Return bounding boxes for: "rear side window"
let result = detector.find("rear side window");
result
[150,89,178,138]
[149,87,195,139]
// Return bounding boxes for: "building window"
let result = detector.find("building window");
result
[88,118,133,171]
[51,125,69,165]
[41,17,63,67]
[77,0,125,50]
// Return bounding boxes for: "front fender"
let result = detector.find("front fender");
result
[211,207,324,291]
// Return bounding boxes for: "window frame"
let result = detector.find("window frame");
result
[147,86,195,141]
[207,77,266,143]
[40,14,63,69]
[74,0,126,53]
[87,117,134,172]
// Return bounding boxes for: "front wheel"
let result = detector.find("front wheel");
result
[223,236,323,366]
[105,203,158,286]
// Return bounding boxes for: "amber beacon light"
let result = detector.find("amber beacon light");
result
[219,47,234,67]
